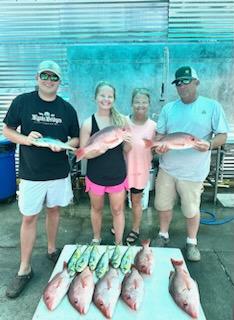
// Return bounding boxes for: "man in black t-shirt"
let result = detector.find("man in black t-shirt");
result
[3,60,80,298]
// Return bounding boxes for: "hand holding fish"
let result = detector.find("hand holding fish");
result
[26,131,42,146]
[154,143,170,154]
[192,139,210,152]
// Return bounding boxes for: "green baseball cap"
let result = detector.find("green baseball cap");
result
[172,66,199,84]
[37,60,62,79]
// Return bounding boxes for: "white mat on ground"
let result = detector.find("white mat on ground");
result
[32,244,206,320]
[217,193,234,207]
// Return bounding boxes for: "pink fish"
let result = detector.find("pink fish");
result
[134,239,154,275]
[169,259,200,319]
[43,262,74,311]
[76,125,128,161]
[144,132,202,150]
[93,266,122,319]
[68,266,95,314]
[121,266,144,311]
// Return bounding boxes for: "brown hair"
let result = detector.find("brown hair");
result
[131,88,151,104]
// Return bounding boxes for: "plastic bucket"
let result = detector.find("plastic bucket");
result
[0,135,16,201]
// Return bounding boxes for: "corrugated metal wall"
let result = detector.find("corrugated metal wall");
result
[0,0,233,178]
[0,0,170,133]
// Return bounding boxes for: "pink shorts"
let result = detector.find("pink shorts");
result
[85,176,129,196]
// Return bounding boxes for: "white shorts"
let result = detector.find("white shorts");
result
[18,175,73,216]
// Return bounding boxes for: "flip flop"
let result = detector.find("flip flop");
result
[125,230,140,244]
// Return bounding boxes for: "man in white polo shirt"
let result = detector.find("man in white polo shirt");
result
[154,66,229,261]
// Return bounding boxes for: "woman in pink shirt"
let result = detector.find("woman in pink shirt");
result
[125,88,156,244]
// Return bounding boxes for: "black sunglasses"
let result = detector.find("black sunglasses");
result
[175,79,193,87]
[39,72,60,82]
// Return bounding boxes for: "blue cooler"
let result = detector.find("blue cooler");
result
[0,135,16,201]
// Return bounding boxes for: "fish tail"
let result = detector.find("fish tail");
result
[171,258,183,266]
[75,148,85,161]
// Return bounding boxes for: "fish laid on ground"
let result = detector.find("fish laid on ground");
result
[89,245,101,271]
[110,245,123,269]
[93,267,122,319]
[67,245,83,275]
[95,246,110,279]
[43,262,75,311]
[68,266,95,315]
[144,132,203,150]
[120,246,134,274]
[76,126,128,161]
[32,137,76,151]
[121,266,144,311]
[169,258,200,319]
[75,245,93,273]
[134,239,154,275]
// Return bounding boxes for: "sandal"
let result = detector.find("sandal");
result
[5,269,34,299]
[125,230,140,245]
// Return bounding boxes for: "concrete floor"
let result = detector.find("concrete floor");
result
[0,188,233,320]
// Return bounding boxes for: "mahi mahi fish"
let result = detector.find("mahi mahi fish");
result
[68,266,95,314]
[121,266,144,311]
[93,266,122,319]
[144,132,203,150]
[43,262,74,311]
[169,258,200,319]
[76,126,128,161]
[32,137,76,151]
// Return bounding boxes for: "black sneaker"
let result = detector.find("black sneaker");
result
[47,248,61,263]
[6,269,34,299]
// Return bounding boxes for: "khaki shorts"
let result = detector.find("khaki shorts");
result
[154,168,203,218]
[18,175,73,216]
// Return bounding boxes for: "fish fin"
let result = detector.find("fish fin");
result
[182,270,192,290]
[133,279,139,289]
[107,279,112,290]
[75,148,85,161]
[141,239,151,247]
[143,138,153,148]
[81,277,87,288]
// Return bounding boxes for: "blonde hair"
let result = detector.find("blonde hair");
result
[95,81,126,127]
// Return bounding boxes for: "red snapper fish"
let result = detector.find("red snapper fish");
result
[144,132,202,150]
[121,266,144,311]
[76,125,128,161]
[134,239,154,275]
[43,262,74,311]
[93,266,122,319]
[169,259,200,319]
[68,266,95,314]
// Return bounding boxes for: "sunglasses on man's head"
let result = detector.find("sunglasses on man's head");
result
[175,79,193,87]
[39,72,60,82]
